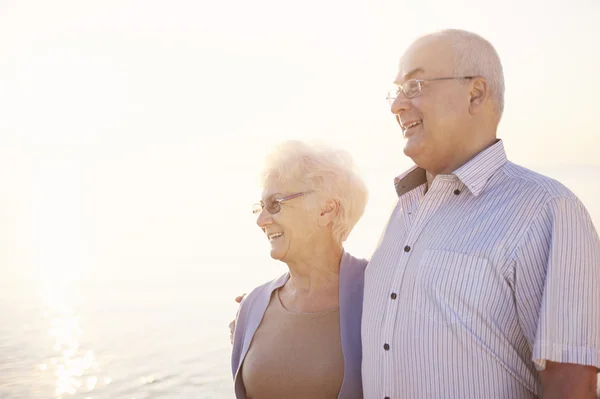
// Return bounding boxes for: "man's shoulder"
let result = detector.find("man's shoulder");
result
[499,161,577,201]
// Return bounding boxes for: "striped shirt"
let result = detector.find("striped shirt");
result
[361,140,600,399]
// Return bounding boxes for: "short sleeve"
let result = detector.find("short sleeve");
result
[514,196,600,370]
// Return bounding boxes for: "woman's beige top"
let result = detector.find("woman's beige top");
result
[241,289,344,399]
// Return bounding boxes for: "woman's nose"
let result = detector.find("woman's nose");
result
[256,208,273,229]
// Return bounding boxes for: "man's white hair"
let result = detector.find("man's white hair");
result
[422,29,505,121]
[260,140,368,244]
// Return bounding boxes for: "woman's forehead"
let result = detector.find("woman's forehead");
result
[262,179,303,198]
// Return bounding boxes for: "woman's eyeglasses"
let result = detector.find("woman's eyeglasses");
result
[252,191,312,215]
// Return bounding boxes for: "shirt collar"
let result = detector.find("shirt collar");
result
[394,139,508,198]
[394,166,427,197]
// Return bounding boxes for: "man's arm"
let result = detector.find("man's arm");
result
[513,197,600,398]
[539,360,598,398]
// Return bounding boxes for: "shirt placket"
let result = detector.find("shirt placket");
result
[379,178,457,399]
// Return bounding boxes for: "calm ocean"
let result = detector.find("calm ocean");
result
[1,166,599,398]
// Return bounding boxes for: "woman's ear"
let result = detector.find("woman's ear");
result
[318,199,339,227]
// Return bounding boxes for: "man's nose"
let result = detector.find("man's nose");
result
[390,93,412,116]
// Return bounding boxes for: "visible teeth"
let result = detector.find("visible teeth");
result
[268,233,283,239]
[404,121,420,129]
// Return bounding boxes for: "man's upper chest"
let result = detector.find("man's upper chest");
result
[363,175,541,330]
[369,174,534,284]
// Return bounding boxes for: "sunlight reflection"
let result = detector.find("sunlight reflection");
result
[33,162,111,397]
[42,302,104,397]
[38,269,114,398]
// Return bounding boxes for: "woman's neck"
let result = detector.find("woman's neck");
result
[279,244,343,312]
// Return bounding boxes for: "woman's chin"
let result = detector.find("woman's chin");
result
[268,237,289,259]
[269,247,286,261]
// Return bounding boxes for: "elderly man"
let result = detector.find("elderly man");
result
[362,29,600,398]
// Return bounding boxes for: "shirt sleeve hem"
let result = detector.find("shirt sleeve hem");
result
[533,341,600,371]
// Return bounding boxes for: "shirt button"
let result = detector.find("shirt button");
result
[383,343,390,350]
[390,292,397,300]
[385,397,390,399]
[454,189,461,195]
[404,245,411,252]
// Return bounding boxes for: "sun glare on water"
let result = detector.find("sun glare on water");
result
[32,161,112,398]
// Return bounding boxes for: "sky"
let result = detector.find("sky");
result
[0,0,599,299]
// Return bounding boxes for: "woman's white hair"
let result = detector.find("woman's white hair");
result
[423,29,505,121]
[260,140,368,244]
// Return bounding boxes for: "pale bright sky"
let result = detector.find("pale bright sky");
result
[1,0,599,299]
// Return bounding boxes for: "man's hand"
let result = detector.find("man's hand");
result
[539,361,598,399]
[229,294,246,345]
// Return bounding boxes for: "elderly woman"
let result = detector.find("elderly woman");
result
[231,140,369,399]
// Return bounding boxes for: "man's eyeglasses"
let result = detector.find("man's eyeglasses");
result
[386,76,474,105]
[252,191,312,215]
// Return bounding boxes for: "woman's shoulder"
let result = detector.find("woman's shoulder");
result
[239,272,289,310]
[341,251,368,271]
[233,272,289,351]
[338,251,368,293]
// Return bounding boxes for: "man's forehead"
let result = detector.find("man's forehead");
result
[395,38,454,83]
[394,67,424,85]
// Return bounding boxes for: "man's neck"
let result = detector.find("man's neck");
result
[424,137,498,189]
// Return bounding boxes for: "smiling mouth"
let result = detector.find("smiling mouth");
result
[402,120,421,135]
[268,232,283,241]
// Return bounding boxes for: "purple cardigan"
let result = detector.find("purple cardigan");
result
[231,251,367,399]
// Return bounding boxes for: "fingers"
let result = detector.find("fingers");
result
[235,293,247,304]
[229,319,236,345]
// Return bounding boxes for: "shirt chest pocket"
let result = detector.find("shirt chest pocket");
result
[411,249,488,327]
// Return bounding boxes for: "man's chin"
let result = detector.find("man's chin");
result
[403,141,422,161]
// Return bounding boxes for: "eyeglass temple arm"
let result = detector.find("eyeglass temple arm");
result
[279,192,308,203]
[427,76,474,82]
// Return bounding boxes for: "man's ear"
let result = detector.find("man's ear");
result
[318,199,339,227]
[469,77,489,114]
